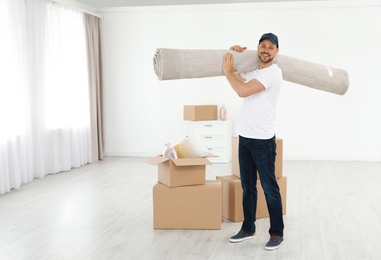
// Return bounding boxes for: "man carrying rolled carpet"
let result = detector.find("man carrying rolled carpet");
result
[223,33,284,250]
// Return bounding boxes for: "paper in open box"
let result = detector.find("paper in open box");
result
[145,154,217,187]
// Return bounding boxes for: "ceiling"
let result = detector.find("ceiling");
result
[74,0,330,9]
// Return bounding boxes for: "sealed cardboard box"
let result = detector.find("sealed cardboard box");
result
[217,175,287,222]
[232,137,283,179]
[216,175,243,222]
[231,137,240,177]
[145,156,211,187]
[184,105,218,121]
[153,180,222,229]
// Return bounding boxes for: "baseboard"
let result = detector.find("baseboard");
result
[105,150,381,162]
[284,155,381,162]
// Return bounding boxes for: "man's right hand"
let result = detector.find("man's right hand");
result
[230,45,247,53]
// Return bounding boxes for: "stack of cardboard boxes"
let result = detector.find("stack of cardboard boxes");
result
[147,104,286,229]
[146,156,222,229]
[217,137,287,222]
[146,105,222,230]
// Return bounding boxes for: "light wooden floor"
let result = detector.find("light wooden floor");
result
[1,157,381,260]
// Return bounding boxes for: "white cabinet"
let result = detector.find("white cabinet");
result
[189,120,232,163]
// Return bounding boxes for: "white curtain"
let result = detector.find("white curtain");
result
[0,0,92,194]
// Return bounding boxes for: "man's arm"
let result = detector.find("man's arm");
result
[223,52,265,98]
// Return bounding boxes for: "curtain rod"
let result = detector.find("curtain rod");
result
[51,0,102,18]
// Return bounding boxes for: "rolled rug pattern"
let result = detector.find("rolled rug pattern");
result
[153,48,349,95]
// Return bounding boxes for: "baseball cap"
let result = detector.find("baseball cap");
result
[259,33,279,48]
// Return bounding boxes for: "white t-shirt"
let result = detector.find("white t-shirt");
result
[237,64,283,139]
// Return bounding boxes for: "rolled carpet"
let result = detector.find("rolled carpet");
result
[153,48,349,95]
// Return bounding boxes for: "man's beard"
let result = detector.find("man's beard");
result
[258,54,274,64]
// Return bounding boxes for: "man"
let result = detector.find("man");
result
[222,33,284,250]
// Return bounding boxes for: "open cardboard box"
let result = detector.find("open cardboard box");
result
[146,154,216,187]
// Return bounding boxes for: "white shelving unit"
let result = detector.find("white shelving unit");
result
[189,120,232,163]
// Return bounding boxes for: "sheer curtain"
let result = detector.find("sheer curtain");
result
[0,0,92,194]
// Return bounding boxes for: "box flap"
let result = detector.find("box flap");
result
[172,157,211,166]
[145,156,169,165]
[146,155,214,166]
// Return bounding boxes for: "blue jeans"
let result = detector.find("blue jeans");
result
[239,135,284,237]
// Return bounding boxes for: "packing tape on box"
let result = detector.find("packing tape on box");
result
[153,48,349,95]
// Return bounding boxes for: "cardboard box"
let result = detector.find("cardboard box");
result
[217,175,287,222]
[153,180,222,229]
[231,137,240,177]
[145,156,211,187]
[232,137,283,179]
[184,105,218,121]
[217,175,243,222]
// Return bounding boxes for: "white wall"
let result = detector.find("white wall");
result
[100,1,381,161]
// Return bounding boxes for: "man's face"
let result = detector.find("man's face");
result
[257,39,279,64]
